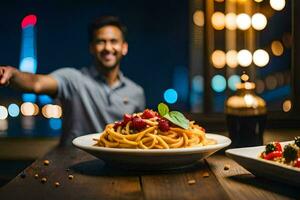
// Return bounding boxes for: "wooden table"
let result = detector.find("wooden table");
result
[0,146,299,200]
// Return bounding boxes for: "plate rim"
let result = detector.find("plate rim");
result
[72,133,231,154]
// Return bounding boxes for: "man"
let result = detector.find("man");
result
[0,16,145,145]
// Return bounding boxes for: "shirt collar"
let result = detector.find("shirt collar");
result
[88,65,125,89]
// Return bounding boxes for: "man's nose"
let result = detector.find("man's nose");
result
[104,42,113,51]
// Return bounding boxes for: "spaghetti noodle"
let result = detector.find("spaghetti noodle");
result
[94,108,216,149]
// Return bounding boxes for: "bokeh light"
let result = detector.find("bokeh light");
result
[192,75,204,93]
[49,118,62,130]
[236,13,251,30]
[193,10,205,27]
[270,0,285,11]
[265,75,277,90]
[255,79,265,94]
[254,0,263,2]
[20,102,35,116]
[211,50,226,68]
[237,49,252,67]
[271,41,284,56]
[228,75,241,91]
[0,119,8,132]
[251,13,267,30]
[20,57,37,73]
[226,50,238,68]
[164,89,178,104]
[42,104,63,118]
[211,12,225,30]
[225,13,237,30]
[0,106,8,120]
[8,104,20,117]
[21,14,37,29]
[282,100,292,112]
[211,75,226,93]
[253,49,269,67]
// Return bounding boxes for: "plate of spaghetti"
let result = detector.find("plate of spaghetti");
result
[73,103,231,170]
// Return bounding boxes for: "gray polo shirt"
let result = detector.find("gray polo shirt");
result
[50,66,145,145]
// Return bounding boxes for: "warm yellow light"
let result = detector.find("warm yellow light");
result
[237,49,252,67]
[211,50,226,68]
[254,0,263,2]
[211,12,225,30]
[236,13,251,30]
[271,41,284,56]
[215,0,224,2]
[270,0,285,11]
[252,13,267,30]
[33,104,39,116]
[282,100,292,112]
[225,13,237,30]
[253,49,269,67]
[20,102,35,116]
[193,10,205,27]
[0,106,8,120]
[226,50,238,68]
[42,104,62,119]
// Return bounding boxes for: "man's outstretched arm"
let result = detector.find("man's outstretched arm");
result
[0,66,58,96]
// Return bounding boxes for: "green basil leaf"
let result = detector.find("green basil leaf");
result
[165,111,189,129]
[158,103,169,116]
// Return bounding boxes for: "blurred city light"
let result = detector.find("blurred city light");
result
[8,104,20,117]
[0,106,8,120]
[49,118,62,130]
[211,50,226,68]
[265,75,277,90]
[253,49,269,67]
[255,79,265,94]
[192,75,204,93]
[42,104,62,118]
[21,14,37,29]
[270,0,285,11]
[228,75,241,91]
[0,120,8,132]
[271,41,284,56]
[252,13,267,30]
[163,89,178,104]
[226,50,238,68]
[20,102,35,116]
[236,13,251,30]
[211,75,226,93]
[225,13,237,30]
[237,49,252,67]
[193,10,205,27]
[211,12,225,30]
[282,100,292,112]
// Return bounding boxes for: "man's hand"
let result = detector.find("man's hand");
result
[0,65,58,96]
[0,66,17,87]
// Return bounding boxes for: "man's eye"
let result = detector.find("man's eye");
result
[94,39,104,44]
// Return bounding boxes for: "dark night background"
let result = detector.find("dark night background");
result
[0,0,189,109]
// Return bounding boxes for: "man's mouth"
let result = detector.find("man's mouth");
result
[101,53,115,61]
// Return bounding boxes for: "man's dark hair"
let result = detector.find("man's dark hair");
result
[88,16,128,43]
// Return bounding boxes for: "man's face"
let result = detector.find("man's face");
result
[90,25,128,69]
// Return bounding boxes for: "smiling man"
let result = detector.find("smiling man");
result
[0,16,145,145]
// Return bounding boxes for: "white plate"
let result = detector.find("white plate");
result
[226,141,300,186]
[72,133,231,170]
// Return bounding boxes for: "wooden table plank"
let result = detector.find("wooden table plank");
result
[0,147,143,200]
[141,160,230,200]
[206,154,300,200]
